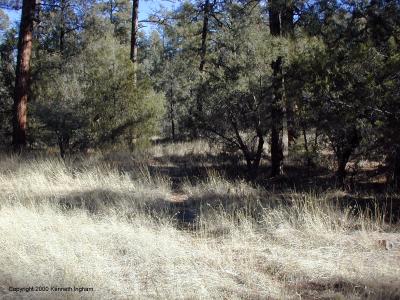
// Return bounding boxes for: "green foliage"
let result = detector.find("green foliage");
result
[0,27,16,146]
[32,32,165,155]
[2,0,400,182]
[285,0,399,179]
[195,3,275,170]
[97,0,132,43]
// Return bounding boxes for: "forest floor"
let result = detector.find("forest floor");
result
[0,140,399,299]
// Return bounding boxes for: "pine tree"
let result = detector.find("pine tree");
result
[13,0,36,151]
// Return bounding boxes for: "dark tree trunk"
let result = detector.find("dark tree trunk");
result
[199,0,210,73]
[130,0,139,84]
[336,155,350,186]
[281,2,297,147]
[110,0,114,22]
[250,131,264,178]
[13,0,36,152]
[391,146,400,188]
[268,0,297,172]
[302,125,313,170]
[59,0,65,54]
[302,126,309,154]
[58,133,70,159]
[281,4,294,37]
[270,56,284,177]
[334,128,360,186]
[242,137,264,179]
[171,115,175,141]
[268,0,284,176]
[59,27,65,53]
[268,0,280,36]
[197,0,211,114]
[313,128,319,150]
[170,91,175,141]
[270,125,284,176]
[232,120,264,178]
[286,104,297,145]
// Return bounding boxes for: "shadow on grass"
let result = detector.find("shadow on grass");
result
[54,189,169,215]
[48,189,200,226]
[289,277,400,300]
[102,149,399,224]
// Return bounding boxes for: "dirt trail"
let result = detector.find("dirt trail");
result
[150,158,198,224]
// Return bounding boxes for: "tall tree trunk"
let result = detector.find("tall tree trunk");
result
[281,2,297,147]
[199,0,210,73]
[197,0,211,114]
[13,0,36,152]
[130,0,139,85]
[302,124,313,167]
[334,128,360,186]
[169,86,175,141]
[250,130,265,179]
[336,154,350,186]
[59,0,65,54]
[57,132,70,160]
[269,0,284,176]
[392,146,400,189]
[268,0,295,176]
[281,3,294,37]
[109,0,114,22]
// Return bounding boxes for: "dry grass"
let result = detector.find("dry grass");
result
[149,140,216,159]
[0,152,399,299]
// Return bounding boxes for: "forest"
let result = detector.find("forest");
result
[0,0,400,299]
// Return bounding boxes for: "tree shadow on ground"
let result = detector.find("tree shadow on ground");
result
[95,150,399,224]
[288,277,400,300]
[146,152,399,224]
[47,189,169,215]
[40,188,202,226]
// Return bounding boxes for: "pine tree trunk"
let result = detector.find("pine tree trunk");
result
[281,4,297,146]
[197,0,211,114]
[170,86,175,141]
[336,156,348,186]
[281,4,294,37]
[59,0,65,54]
[58,133,70,160]
[130,0,139,85]
[392,146,400,189]
[13,0,36,152]
[199,0,210,73]
[269,0,284,176]
[268,0,295,176]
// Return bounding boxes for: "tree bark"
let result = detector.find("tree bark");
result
[269,0,284,176]
[231,119,264,177]
[59,0,65,54]
[268,0,280,36]
[271,57,284,177]
[197,0,211,114]
[336,155,349,186]
[130,0,139,84]
[281,3,294,37]
[268,0,296,176]
[335,128,360,185]
[12,0,36,152]
[199,0,210,73]
[169,86,175,141]
[392,146,400,188]
[57,132,70,160]
[281,2,297,146]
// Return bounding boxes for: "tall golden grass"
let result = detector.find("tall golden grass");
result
[0,152,399,299]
